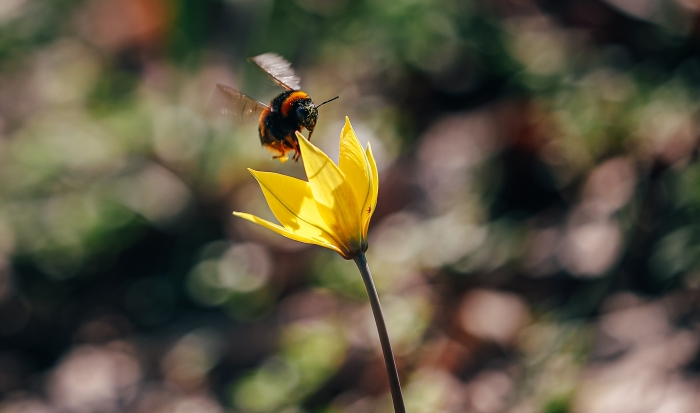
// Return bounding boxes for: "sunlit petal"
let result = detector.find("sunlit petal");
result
[249,169,331,234]
[338,117,371,216]
[249,169,347,251]
[362,143,379,238]
[296,132,362,248]
[232,212,343,255]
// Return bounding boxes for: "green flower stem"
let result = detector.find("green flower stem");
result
[353,252,406,413]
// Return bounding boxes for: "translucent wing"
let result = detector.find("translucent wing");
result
[209,84,268,123]
[249,53,301,91]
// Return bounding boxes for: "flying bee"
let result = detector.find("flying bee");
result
[211,53,339,163]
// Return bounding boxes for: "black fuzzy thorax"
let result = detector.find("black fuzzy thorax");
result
[259,90,314,146]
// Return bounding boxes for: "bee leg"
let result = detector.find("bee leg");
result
[291,138,301,162]
[272,154,289,163]
[264,142,289,163]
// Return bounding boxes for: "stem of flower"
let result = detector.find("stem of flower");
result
[353,252,406,413]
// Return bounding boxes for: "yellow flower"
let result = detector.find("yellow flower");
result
[233,117,379,259]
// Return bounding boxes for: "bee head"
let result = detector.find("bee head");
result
[295,101,318,132]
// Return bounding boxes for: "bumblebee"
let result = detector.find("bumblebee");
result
[212,53,338,162]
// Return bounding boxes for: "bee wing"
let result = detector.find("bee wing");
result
[209,84,268,123]
[249,53,301,91]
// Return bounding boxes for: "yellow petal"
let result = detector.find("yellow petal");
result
[233,212,343,255]
[338,117,372,221]
[362,142,379,239]
[249,169,330,232]
[296,132,362,247]
[248,169,346,248]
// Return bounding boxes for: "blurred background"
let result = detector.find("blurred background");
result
[0,0,699,412]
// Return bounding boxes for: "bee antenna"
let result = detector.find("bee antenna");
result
[315,96,339,108]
